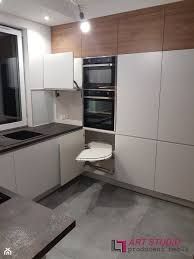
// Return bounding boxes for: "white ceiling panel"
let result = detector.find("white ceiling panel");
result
[0,0,182,26]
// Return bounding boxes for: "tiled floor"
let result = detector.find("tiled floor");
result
[39,176,194,259]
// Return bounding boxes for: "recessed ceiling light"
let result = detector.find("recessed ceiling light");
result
[0,0,2,3]
[44,16,50,21]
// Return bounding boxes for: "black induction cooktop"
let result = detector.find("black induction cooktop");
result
[0,192,11,205]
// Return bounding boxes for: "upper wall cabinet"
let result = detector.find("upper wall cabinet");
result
[51,23,82,58]
[44,52,73,90]
[116,52,162,139]
[163,1,194,51]
[158,49,194,145]
[81,16,118,57]
[118,6,164,54]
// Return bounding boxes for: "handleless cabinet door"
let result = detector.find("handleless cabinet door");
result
[155,141,194,202]
[158,49,194,145]
[116,52,162,139]
[14,139,60,199]
[59,130,84,186]
[44,52,74,90]
[115,135,156,190]
[0,153,16,192]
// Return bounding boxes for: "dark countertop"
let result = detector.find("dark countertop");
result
[0,123,82,154]
[0,186,75,259]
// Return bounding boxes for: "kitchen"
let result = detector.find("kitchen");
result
[0,0,194,258]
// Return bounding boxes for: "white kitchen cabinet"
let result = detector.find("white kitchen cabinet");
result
[155,141,194,202]
[44,52,74,90]
[59,129,84,186]
[14,139,60,199]
[115,135,156,190]
[158,49,194,145]
[74,58,82,88]
[0,153,16,192]
[116,52,162,139]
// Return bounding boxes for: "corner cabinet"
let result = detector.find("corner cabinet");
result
[44,52,74,90]
[59,129,84,186]
[14,139,60,199]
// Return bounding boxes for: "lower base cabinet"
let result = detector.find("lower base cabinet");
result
[115,135,156,190]
[59,129,84,186]
[0,153,16,192]
[155,141,194,202]
[14,139,60,199]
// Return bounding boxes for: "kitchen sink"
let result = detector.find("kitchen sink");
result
[3,130,43,140]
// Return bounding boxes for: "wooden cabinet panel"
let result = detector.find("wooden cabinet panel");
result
[115,135,156,190]
[164,1,194,51]
[51,23,82,57]
[81,16,118,57]
[118,6,164,54]
[155,141,194,202]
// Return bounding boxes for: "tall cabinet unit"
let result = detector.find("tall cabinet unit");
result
[115,52,161,190]
[155,49,194,201]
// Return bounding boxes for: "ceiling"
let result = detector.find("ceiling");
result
[0,0,181,26]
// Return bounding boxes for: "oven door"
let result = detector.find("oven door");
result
[83,64,115,89]
[84,96,114,131]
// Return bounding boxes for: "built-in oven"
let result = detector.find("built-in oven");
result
[84,89,115,131]
[83,56,117,131]
[83,56,116,89]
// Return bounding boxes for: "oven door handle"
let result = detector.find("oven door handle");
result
[84,96,114,100]
[83,63,113,67]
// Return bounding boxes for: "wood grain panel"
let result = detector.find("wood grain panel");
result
[163,1,194,50]
[81,15,118,57]
[118,6,164,54]
[51,23,81,57]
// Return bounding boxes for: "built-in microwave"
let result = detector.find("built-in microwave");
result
[83,56,116,89]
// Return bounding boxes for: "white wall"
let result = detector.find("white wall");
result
[0,12,52,126]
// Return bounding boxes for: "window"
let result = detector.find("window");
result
[0,26,26,131]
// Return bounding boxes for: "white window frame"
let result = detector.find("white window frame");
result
[0,26,27,131]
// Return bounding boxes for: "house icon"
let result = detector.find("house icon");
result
[3,248,12,256]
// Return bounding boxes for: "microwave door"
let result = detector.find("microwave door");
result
[84,66,114,87]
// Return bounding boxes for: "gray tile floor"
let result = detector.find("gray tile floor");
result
[38,176,194,259]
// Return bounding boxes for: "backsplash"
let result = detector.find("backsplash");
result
[55,91,82,124]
